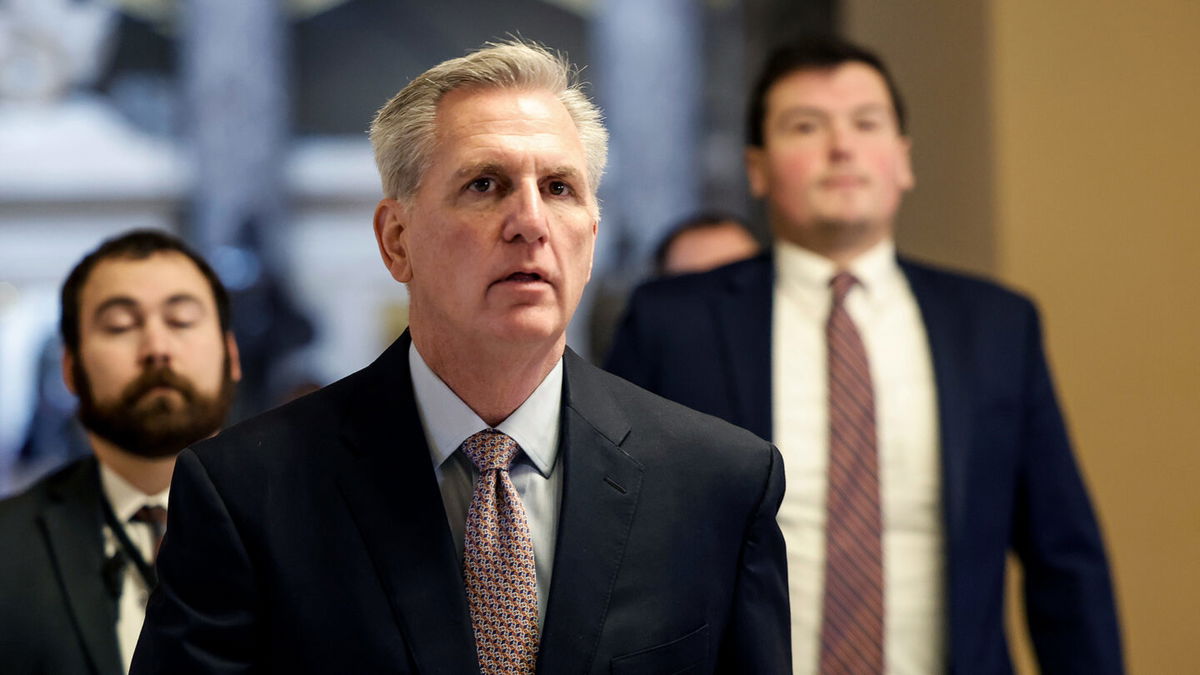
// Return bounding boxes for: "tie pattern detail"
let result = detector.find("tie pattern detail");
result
[820,272,885,674]
[461,430,539,674]
[131,504,168,561]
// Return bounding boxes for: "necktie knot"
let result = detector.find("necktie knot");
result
[461,429,520,473]
[131,504,168,561]
[131,504,167,529]
[830,271,859,306]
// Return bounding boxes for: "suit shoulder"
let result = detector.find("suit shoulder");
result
[589,364,772,461]
[901,256,1039,315]
[627,254,771,307]
[0,457,92,524]
[188,363,371,470]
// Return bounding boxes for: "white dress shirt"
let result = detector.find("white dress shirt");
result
[772,238,945,674]
[408,343,563,629]
[98,463,168,674]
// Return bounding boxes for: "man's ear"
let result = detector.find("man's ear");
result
[745,146,768,198]
[897,136,916,192]
[61,348,78,396]
[374,198,413,283]
[225,332,243,382]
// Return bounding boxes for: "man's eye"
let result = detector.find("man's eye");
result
[856,118,882,131]
[98,312,138,333]
[468,177,495,192]
[547,180,571,196]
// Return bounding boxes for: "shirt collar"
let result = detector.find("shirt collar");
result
[775,237,899,300]
[408,342,562,477]
[98,462,169,523]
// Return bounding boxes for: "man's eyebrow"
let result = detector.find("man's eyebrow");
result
[776,106,828,119]
[546,166,582,180]
[776,102,891,119]
[92,296,139,320]
[92,294,205,320]
[164,294,205,309]
[454,162,507,179]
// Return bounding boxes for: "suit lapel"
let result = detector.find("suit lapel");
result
[39,458,123,675]
[335,334,478,673]
[712,255,775,440]
[537,350,642,674]
[900,260,972,606]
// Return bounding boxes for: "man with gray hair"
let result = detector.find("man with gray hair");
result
[132,40,790,673]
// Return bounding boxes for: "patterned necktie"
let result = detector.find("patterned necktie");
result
[460,429,539,674]
[131,504,168,562]
[819,272,885,674]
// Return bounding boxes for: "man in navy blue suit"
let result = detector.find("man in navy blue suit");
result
[607,37,1122,674]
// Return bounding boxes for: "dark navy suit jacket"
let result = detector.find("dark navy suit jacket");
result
[606,252,1123,674]
[131,332,791,673]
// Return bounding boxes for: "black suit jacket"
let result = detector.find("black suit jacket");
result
[606,253,1123,674]
[0,457,123,675]
[131,333,790,673]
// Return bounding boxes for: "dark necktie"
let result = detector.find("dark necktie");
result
[460,429,539,674]
[131,504,168,562]
[819,272,885,674]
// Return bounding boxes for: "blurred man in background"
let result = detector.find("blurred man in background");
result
[655,211,761,276]
[0,230,240,674]
[608,36,1122,674]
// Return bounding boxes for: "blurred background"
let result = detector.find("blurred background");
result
[0,0,1195,671]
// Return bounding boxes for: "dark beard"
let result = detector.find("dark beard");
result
[74,356,236,459]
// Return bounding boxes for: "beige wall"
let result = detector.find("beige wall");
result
[846,0,1200,672]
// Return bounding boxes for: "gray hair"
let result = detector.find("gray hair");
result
[369,40,608,208]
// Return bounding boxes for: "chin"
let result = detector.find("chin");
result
[489,309,566,345]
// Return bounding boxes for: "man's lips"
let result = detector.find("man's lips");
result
[822,174,867,188]
[492,270,552,287]
[504,272,544,282]
[139,385,183,400]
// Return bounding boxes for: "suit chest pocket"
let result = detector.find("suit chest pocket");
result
[610,624,708,675]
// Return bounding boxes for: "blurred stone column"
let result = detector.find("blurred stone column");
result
[181,0,311,415]
[580,0,704,360]
[590,0,704,274]
[182,0,288,259]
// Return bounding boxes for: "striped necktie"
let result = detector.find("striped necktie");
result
[461,429,539,674]
[819,272,885,674]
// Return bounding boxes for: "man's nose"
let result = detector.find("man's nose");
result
[139,318,173,367]
[829,121,855,160]
[502,181,550,244]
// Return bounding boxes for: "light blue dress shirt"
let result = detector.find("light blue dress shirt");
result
[408,343,563,629]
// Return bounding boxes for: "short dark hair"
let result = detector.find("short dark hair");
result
[747,35,908,146]
[654,211,752,274]
[60,229,231,354]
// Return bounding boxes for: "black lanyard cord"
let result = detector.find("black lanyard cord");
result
[99,493,159,591]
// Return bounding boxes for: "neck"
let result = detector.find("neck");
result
[777,222,891,268]
[89,436,176,495]
[412,329,563,428]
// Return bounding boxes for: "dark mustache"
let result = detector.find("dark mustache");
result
[119,366,197,407]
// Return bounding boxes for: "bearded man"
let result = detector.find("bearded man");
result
[0,229,241,675]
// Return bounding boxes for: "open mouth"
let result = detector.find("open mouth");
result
[504,272,543,282]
